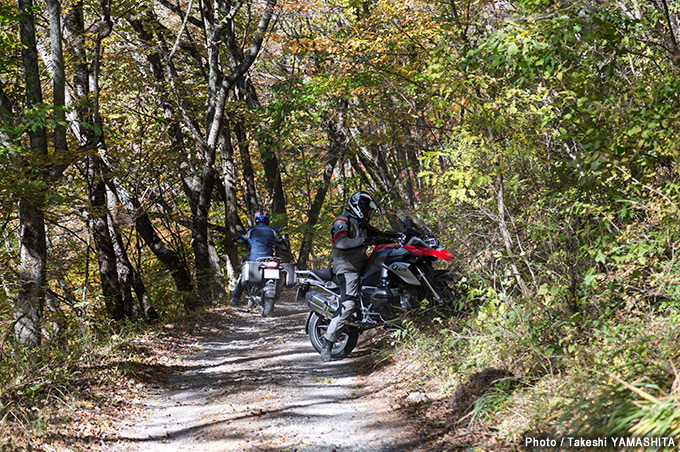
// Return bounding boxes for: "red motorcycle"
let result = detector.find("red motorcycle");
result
[296,217,461,359]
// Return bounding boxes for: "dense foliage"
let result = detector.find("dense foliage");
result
[0,0,678,446]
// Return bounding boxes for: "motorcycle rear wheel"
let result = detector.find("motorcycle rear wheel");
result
[308,313,359,359]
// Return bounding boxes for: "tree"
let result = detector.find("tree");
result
[8,0,64,346]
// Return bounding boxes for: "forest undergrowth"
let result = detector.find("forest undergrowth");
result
[0,307,224,451]
[387,191,680,448]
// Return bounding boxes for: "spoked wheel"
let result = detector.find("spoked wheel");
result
[308,312,359,360]
[422,271,468,318]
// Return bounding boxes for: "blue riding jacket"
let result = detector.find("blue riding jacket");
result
[240,222,280,261]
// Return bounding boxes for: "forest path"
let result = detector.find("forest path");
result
[104,293,419,451]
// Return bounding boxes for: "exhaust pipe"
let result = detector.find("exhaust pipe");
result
[306,292,338,319]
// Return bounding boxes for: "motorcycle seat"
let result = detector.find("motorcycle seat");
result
[310,267,334,282]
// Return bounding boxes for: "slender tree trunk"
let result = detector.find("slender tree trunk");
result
[298,114,353,268]
[106,189,157,319]
[85,156,124,320]
[233,76,285,220]
[261,144,287,219]
[487,128,530,299]
[123,187,194,293]
[189,163,225,303]
[393,148,417,207]
[404,149,422,201]
[108,213,139,319]
[46,0,67,160]
[356,150,391,195]
[16,199,46,347]
[350,155,376,192]
[220,126,243,283]
[298,153,339,269]
[16,0,49,347]
[495,171,530,299]
[234,121,259,217]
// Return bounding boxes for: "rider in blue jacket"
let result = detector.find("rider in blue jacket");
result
[230,209,282,305]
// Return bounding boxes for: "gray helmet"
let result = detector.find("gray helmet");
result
[347,191,378,220]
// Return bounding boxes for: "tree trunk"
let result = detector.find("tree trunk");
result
[16,199,46,347]
[487,128,530,299]
[220,126,243,284]
[297,114,348,268]
[297,153,339,269]
[234,121,259,217]
[46,0,67,161]
[101,156,194,293]
[126,189,194,293]
[190,164,225,304]
[108,212,139,319]
[106,188,157,319]
[495,171,530,299]
[15,0,49,347]
[231,69,285,220]
[260,143,287,219]
[85,156,125,320]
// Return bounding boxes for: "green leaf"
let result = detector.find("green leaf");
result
[626,125,642,136]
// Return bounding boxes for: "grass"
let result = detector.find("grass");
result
[381,293,680,450]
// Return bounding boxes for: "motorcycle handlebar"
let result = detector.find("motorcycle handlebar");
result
[382,231,403,239]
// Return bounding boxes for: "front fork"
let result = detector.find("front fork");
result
[414,265,443,304]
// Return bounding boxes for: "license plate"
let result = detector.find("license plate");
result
[264,269,280,279]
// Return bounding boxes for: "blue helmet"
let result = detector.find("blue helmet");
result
[254,209,270,225]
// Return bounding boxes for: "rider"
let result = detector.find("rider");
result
[230,209,281,306]
[319,191,381,362]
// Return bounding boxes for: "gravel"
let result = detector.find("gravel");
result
[104,294,419,451]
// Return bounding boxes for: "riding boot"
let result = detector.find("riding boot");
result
[320,338,332,362]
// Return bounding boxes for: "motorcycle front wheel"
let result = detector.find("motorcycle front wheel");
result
[308,312,359,359]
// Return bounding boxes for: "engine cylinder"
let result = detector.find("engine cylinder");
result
[369,288,392,309]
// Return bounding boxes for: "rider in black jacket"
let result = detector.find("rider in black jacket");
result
[320,191,380,362]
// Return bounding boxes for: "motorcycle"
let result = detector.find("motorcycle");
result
[295,216,460,359]
[241,256,296,317]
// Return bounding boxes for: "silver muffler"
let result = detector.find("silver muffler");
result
[306,291,338,319]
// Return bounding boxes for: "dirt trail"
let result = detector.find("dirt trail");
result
[104,294,420,451]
